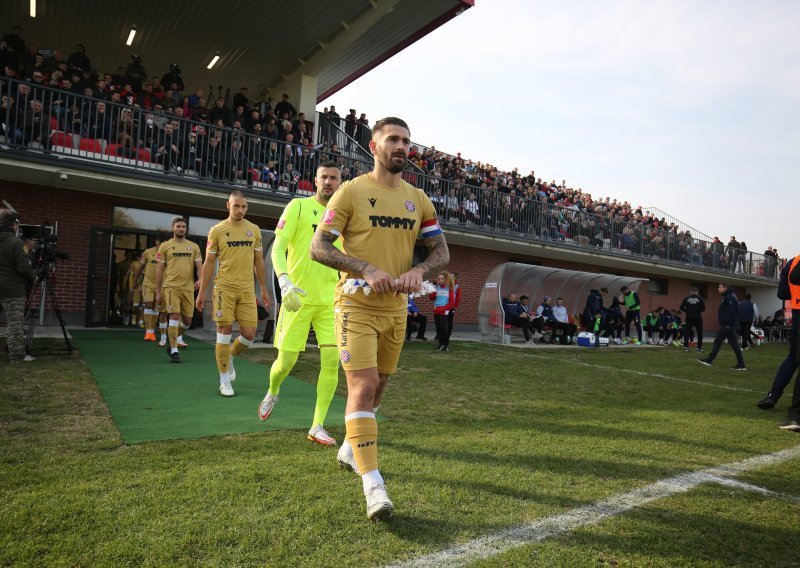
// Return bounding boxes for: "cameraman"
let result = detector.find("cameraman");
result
[0,210,35,362]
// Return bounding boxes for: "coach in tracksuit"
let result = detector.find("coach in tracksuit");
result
[680,286,706,352]
[620,286,643,344]
[698,283,746,370]
[756,256,800,433]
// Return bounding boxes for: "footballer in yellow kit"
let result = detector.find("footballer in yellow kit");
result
[310,117,450,521]
[257,161,343,447]
[156,218,202,363]
[196,190,269,397]
[133,236,165,342]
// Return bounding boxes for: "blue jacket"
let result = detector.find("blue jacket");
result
[408,297,420,315]
[583,289,604,322]
[718,288,739,327]
[502,297,522,323]
[738,300,755,322]
[537,302,555,322]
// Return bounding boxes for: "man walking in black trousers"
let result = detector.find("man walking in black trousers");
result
[698,283,747,371]
[680,286,706,353]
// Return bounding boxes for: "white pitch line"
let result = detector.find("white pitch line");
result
[385,445,800,568]
[471,344,757,393]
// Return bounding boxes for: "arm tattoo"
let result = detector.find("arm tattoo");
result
[311,230,375,277]
[413,234,450,276]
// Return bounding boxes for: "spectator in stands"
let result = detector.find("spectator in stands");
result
[67,43,90,71]
[126,54,147,93]
[155,123,181,173]
[209,96,231,126]
[255,92,271,117]
[727,236,741,273]
[22,98,47,147]
[406,296,428,341]
[273,93,296,120]
[765,246,779,277]
[462,193,479,223]
[0,94,22,144]
[2,26,25,56]
[552,297,577,344]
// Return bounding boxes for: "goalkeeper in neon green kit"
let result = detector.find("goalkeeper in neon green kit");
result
[258,161,343,446]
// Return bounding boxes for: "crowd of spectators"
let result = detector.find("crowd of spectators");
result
[1,26,333,188]
[1,26,783,274]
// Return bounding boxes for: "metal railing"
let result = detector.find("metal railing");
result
[0,76,779,280]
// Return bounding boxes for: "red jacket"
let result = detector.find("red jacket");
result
[429,287,455,315]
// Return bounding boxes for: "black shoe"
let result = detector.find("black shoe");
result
[440,346,449,352]
[757,396,776,410]
[170,351,181,363]
[731,365,747,371]
[778,419,800,432]
[434,345,443,351]
[418,336,428,341]
[684,347,689,352]
[697,358,712,367]
[696,348,704,353]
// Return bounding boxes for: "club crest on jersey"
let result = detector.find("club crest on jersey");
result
[322,210,336,224]
[186,245,192,251]
[340,350,351,363]
[216,310,223,317]
[404,200,415,212]
[246,231,253,237]
[276,219,286,230]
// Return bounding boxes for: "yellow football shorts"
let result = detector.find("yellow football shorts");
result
[163,287,195,318]
[213,287,257,327]
[142,284,166,311]
[276,302,335,352]
[334,309,406,374]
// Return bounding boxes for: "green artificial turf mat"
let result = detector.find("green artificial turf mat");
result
[70,329,345,444]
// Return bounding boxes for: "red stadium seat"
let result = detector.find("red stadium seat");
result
[136,148,152,162]
[105,143,122,156]
[79,138,103,153]
[49,116,59,130]
[49,131,73,148]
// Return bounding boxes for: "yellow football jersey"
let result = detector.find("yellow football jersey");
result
[138,246,160,289]
[157,238,201,291]
[207,219,263,292]
[318,173,442,315]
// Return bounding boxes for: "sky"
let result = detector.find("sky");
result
[320,0,800,259]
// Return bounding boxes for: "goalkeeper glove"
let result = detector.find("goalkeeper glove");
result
[278,274,306,312]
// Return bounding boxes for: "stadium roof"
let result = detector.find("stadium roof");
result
[2,0,473,102]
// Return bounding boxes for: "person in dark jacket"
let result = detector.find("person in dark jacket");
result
[406,296,427,341]
[620,286,643,345]
[582,288,607,332]
[680,286,706,352]
[756,256,800,428]
[698,283,746,370]
[0,209,36,362]
[737,294,758,349]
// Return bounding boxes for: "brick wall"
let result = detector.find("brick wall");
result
[4,182,275,318]
[4,180,732,330]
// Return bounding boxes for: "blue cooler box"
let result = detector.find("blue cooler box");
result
[577,332,596,347]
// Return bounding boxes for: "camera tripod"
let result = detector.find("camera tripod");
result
[25,265,74,353]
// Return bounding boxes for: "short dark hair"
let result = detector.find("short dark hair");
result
[520,295,529,302]
[600,287,608,293]
[745,293,752,300]
[0,209,20,229]
[171,217,187,227]
[620,286,629,292]
[317,160,340,171]
[372,117,410,139]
